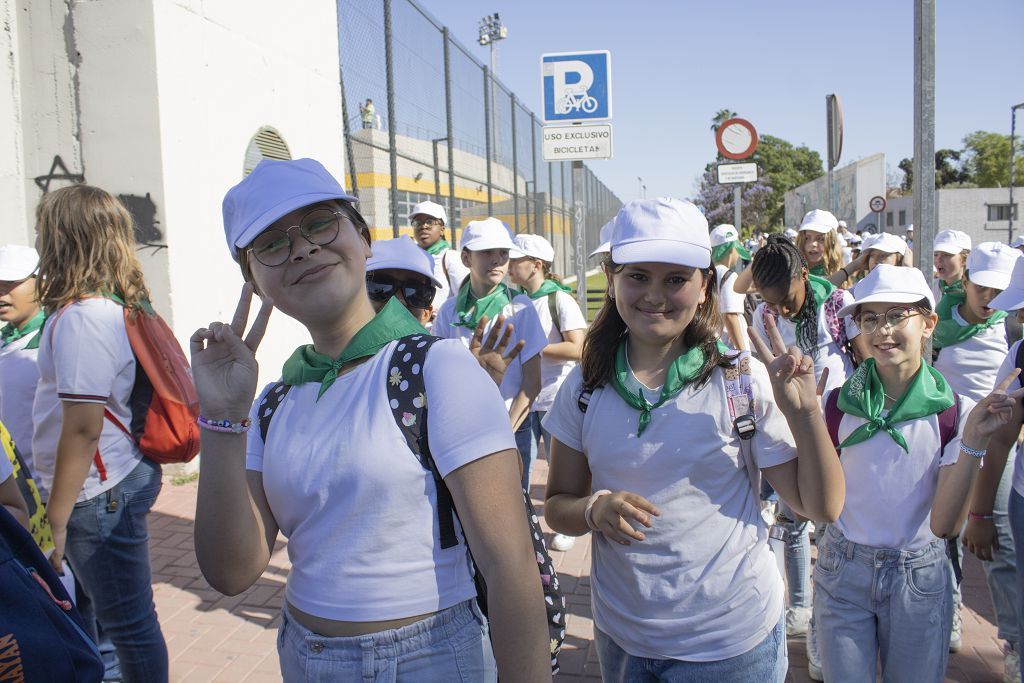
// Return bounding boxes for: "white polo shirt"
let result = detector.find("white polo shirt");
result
[433,291,548,407]
[828,389,974,550]
[247,338,515,621]
[527,290,588,413]
[933,306,1008,402]
[715,265,748,349]
[31,298,142,502]
[430,249,471,304]
[0,331,42,470]
[543,358,796,661]
[753,293,858,395]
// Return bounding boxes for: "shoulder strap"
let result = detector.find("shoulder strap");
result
[723,352,761,511]
[385,334,460,549]
[1016,341,1024,376]
[258,382,292,443]
[441,250,450,285]
[547,292,563,337]
[938,393,961,452]
[824,388,842,451]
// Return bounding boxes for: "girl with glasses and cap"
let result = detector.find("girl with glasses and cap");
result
[408,200,469,305]
[193,159,550,682]
[813,263,1016,682]
[31,184,169,682]
[543,197,845,681]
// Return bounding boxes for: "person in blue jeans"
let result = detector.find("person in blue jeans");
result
[814,264,1017,682]
[31,184,168,683]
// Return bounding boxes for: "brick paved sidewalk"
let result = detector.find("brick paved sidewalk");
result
[152,459,1009,682]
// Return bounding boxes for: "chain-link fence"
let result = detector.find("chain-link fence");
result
[337,0,621,280]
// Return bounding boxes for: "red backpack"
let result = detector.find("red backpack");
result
[50,296,200,470]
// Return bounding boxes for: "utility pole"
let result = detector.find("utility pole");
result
[914,0,936,357]
[478,14,507,164]
[1010,102,1024,242]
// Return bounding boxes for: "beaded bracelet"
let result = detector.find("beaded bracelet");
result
[197,416,252,434]
[960,443,986,459]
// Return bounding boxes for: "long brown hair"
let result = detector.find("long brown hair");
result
[35,185,151,312]
[581,258,730,391]
[796,229,844,276]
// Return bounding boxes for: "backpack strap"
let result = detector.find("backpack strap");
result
[824,388,843,452]
[257,382,292,443]
[722,352,764,522]
[823,289,858,367]
[1016,340,1024,376]
[547,292,563,337]
[938,393,961,453]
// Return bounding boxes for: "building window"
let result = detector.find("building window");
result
[886,212,893,227]
[988,204,1019,221]
[898,209,906,225]
[243,126,291,176]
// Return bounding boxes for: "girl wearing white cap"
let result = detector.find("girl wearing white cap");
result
[836,232,910,285]
[815,263,1017,682]
[543,197,845,680]
[710,224,751,351]
[0,245,45,472]
[31,185,168,681]
[433,218,547,490]
[409,200,470,306]
[797,209,844,279]
[932,229,972,301]
[194,161,551,681]
[508,233,587,550]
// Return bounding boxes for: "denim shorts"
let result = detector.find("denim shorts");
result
[277,599,496,682]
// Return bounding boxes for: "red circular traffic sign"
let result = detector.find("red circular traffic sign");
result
[715,118,759,160]
[869,195,886,213]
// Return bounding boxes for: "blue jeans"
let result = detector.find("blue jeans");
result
[777,504,811,609]
[514,413,537,490]
[277,600,496,682]
[984,449,1020,645]
[814,524,952,683]
[1010,488,1024,683]
[64,457,168,683]
[594,614,787,683]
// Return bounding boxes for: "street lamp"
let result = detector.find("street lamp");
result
[478,14,507,164]
[637,176,643,199]
[1009,101,1024,242]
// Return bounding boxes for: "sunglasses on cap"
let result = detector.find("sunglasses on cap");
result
[366,273,436,310]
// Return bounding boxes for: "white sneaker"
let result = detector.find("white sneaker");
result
[786,606,812,637]
[550,533,576,552]
[1003,642,1020,683]
[949,603,962,653]
[806,616,823,681]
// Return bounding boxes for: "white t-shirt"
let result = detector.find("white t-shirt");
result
[433,291,548,407]
[247,338,515,621]
[752,291,858,395]
[997,342,1024,499]
[715,265,748,350]
[543,358,796,661]
[430,249,471,305]
[0,332,42,469]
[526,289,588,413]
[933,306,1008,402]
[32,298,143,502]
[829,389,974,550]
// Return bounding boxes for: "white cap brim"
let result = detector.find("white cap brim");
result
[991,287,1024,312]
[589,242,611,258]
[799,224,833,234]
[611,239,711,269]
[969,270,1013,290]
[0,265,36,280]
[933,240,964,254]
[462,238,523,257]
[837,291,930,318]
[366,256,443,288]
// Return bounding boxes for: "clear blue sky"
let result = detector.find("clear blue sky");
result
[416,0,1023,205]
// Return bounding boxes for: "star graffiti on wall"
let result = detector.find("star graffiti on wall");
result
[34,155,85,193]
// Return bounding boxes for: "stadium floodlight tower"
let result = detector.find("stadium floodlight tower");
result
[478,13,507,163]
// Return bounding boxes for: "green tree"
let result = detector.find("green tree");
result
[961,131,1024,187]
[711,109,737,134]
[748,135,823,228]
[898,149,971,191]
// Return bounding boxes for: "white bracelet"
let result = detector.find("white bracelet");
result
[584,490,612,532]
[960,443,986,459]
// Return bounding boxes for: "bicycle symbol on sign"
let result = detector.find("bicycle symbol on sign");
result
[557,87,598,115]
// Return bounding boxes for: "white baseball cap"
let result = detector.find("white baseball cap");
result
[367,235,443,287]
[933,229,971,255]
[0,245,39,281]
[1011,235,1024,249]
[408,200,447,225]
[513,233,555,262]
[609,198,711,268]
[460,217,523,255]
[709,224,739,246]
[590,219,614,258]
[990,258,1024,311]
[966,241,1021,290]
[799,209,838,234]
[838,263,935,318]
[865,232,907,255]
[846,233,863,245]
[783,228,799,240]
[838,220,848,229]
[905,224,915,233]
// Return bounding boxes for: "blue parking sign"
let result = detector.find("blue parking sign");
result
[541,51,612,123]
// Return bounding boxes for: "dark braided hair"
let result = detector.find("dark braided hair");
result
[750,235,820,361]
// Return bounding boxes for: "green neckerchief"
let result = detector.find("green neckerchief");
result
[452,280,512,329]
[610,338,728,436]
[424,239,451,256]
[527,279,573,300]
[711,240,752,263]
[281,297,426,399]
[810,263,828,277]
[939,279,964,296]
[933,291,1007,350]
[837,358,954,452]
[1,310,46,349]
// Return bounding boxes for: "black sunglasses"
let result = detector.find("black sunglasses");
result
[366,273,436,310]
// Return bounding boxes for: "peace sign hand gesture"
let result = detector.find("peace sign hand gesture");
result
[189,283,274,419]
[963,369,1024,445]
[749,315,828,418]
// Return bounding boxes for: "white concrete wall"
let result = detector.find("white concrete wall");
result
[784,154,885,230]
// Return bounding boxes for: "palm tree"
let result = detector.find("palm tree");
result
[711,109,738,133]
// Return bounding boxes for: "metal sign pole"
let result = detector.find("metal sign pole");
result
[733,185,742,232]
[914,0,936,360]
[573,160,587,313]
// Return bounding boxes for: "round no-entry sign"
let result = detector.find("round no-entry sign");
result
[869,195,887,213]
[716,118,759,160]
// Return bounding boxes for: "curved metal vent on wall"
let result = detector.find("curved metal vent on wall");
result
[243,127,292,176]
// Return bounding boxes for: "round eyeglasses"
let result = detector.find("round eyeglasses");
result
[855,306,921,335]
[247,208,343,267]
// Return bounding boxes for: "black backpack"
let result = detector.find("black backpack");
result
[257,333,566,673]
[0,505,104,682]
